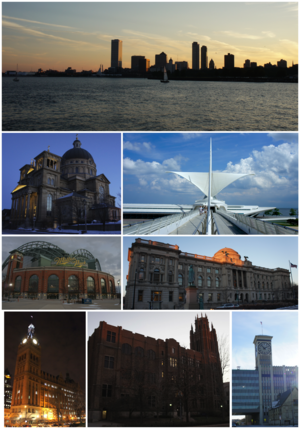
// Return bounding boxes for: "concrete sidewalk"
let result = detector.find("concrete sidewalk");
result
[2,298,121,310]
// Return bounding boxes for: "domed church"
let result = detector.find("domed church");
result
[10,135,120,229]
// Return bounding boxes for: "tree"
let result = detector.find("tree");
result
[73,387,86,422]
[218,334,230,382]
[264,210,273,215]
[272,208,281,216]
[289,208,297,216]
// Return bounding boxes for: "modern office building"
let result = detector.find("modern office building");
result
[277,59,287,68]
[9,322,84,425]
[9,135,120,229]
[3,241,117,300]
[131,56,145,71]
[209,59,215,70]
[244,59,251,68]
[192,42,199,70]
[124,239,291,310]
[175,61,189,71]
[232,335,298,425]
[111,39,122,68]
[224,53,234,69]
[201,46,208,69]
[155,52,167,68]
[88,314,227,422]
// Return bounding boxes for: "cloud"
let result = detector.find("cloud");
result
[220,30,261,40]
[222,142,298,191]
[123,141,155,153]
[268,133,298,143]
[262,31,276,38]
[3,15,74,29]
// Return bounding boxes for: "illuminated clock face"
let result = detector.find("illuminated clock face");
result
[258,342,271,355]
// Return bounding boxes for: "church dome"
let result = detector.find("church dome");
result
[62,136,94,162]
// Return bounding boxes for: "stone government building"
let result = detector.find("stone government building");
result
[124,239,291,309]
[88,315,227,422]
[9,135,120,228]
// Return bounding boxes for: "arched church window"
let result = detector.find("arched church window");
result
[99,186,104,202]
[47,194,52,215]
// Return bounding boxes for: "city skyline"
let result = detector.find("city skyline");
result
[2,2,298,72]
[123,133,298,208]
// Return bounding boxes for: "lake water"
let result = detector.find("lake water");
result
[2,77,298,131]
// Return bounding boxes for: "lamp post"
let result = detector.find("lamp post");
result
[132,270,137,310]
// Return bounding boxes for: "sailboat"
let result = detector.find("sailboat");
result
[13,64,19,82]
[160,66,169,83]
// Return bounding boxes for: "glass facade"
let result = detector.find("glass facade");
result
[232,369,260,414]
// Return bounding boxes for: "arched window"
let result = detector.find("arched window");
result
[178,274,183,286]
[87,277,95,293]
[47,275,59,293]
[29,275,39,293]
[139,268,144,280]
[99,186,104,202]
[147,349,156,360]
[198,276,202,287]
[47,194,52,215]
[14,276,22,292]
[207,276,211,287]
[68,275,79,292]
[101,278,106,294]
[122,343,132,355]
[153,268,160,282]
[216,277,219,288]
[135,347,144,357]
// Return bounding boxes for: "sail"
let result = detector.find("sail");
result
[163,67,168,81]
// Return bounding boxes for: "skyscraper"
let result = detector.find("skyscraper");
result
[111,39,122,68]
[209,59,215,70]
[201,46,208,69]
[155,52,167,68]
[192,42,199,70]
[224,53,234,69]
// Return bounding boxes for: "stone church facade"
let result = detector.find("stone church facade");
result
[88,315,226,422]
[10,136,120,228]
[124,239,291,309]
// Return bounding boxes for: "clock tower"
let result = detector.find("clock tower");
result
[253,335,274,424]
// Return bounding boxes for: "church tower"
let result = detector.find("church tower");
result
[11,321,42,420]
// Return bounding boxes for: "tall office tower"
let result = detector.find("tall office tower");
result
[155,52,167,68]
[244,59,251,68]
[111,39,122,68]
[201,46,208,69]
[131,56,145,71]
[209,59,215,70]
[224,53,234,69]
[192,42,199,70]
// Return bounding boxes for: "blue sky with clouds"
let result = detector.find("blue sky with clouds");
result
[2,133,121,209]
[123,132,298,208]
[232,312,298,369]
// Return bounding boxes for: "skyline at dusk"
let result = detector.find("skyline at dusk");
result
[2,2,298,72]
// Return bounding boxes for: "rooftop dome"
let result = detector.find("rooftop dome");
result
[62,136,94,162]
[213,248,242,263]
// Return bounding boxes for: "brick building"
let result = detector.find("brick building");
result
[9,323,84,425]
[88,314,227,422]
[124,239,291,309]
[3,241,116,300]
